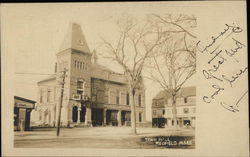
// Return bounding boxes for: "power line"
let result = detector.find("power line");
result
[15,72,55,75]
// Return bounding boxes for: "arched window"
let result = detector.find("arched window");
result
[80,106,86,122]
[72,106,78,122]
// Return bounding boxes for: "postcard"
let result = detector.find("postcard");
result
[1,1,248,157]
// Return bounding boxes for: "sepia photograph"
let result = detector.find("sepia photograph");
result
[1,1,248,157]
[12,8,197,149]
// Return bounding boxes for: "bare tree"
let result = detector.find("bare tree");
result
[100,15,163,134]
[147,14,197,128]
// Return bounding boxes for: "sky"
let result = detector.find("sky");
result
[2,3,196,121]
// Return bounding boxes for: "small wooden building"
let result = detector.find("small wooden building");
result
[14,96,36,131]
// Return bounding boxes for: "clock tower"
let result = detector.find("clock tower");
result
[56,22,92,126]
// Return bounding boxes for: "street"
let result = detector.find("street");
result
[14,127,195,148]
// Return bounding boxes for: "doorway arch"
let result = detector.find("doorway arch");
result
[72,106,78,122]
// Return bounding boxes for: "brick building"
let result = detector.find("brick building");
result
[152,86,196,128]
[36,23,146,127]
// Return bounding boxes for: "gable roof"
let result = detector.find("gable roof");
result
[153,90,171,100]
[37,74,56,84]
[180,86,196,97]
[153,86,196,100]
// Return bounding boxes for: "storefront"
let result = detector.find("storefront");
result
[14,96,36,131]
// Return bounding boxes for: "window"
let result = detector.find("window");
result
[97,90,105,103]
[120,92,126,105]
[126,93,129,105]
[110,90,116,104]
[110,111,118,122]
[74,60,77,68]
[193,108,196,113]
[40,89,43,103]
[159,101,164,107]
[39,111,42,121]
[139,113,142,122]
[53,87,56,101]
[163,110,165,115]
[172,108,177,114]
[91,87,97,101]
[153,110,156,115]
[167,109,172,114]
[138,94,141,106]
[116,89,120,104]
[184,97,188,103]
[82,62,85,70]
[77,90,83,95]
[47,89,51,102]
[80,62,82,69]
[77,81,83,90]
[183,108,189,114]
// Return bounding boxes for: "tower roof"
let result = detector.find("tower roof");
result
[59,22,91,54]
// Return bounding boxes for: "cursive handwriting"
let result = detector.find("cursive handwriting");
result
[220,90,248,112]
[196,23,243,53]
[202,37,245,83]
[222,67,248,87]
[224,38,246,63]
[203,85,225,103]
[199,23,247,112]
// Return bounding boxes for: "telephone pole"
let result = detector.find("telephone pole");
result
[56,68,67,136]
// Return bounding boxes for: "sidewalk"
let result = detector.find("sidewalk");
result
[15,127,194,139]
[14,127,195,148]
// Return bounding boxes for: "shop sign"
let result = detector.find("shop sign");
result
[15,103,34,108]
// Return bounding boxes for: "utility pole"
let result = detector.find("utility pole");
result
[56,68,67,136]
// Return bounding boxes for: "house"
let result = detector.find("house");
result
[152,86,196,128]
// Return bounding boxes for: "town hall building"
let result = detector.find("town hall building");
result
[35,23,146,127]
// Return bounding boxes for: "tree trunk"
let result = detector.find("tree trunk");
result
[172,95,178,128]
[130,89,137,134]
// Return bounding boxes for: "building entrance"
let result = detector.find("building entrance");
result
[106,110,118,126]
[121,111,131,126]
[72,106,86,123]
[91,108,103,126]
